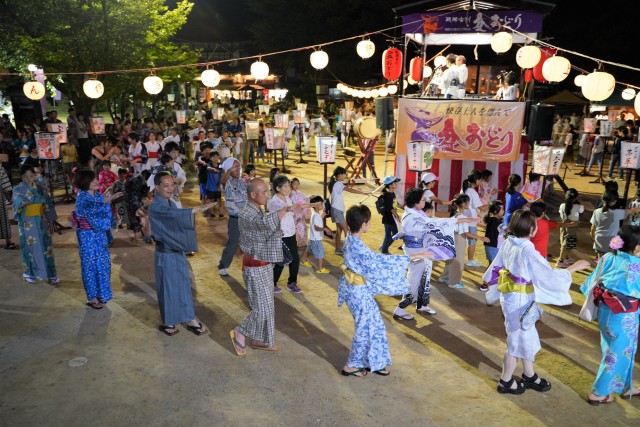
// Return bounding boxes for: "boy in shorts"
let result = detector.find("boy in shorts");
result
[301,195,329,273]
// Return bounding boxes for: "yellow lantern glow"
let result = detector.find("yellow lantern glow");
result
[581,71,616,101]
[387,84,398,95]
[356,40,375,59]
[250,60,269,80]
[200,69,221,88]
[491,32,513,54]
[542,56,571,82]
[515,45,541,69]
[310,50,329,70]
[143,75,163,95]
[83,79,104,99]
[23,81,46,100]
[379,87,389,97]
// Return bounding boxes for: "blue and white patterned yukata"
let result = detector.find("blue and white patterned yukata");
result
[338,234,410,371]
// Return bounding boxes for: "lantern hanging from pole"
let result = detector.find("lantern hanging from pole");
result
[524,69,532,83]
[200,69,221,88]
[542,56,571,82]
[407,76,417,86]
[423,65,433,78]
[532,48,555,83]
[250,60,269,80]
[143,74,163,95]
[356,40,375,59]
[490,32,513,54]
[83,78,104,99]
[409,57,423,82]
[406,141,436,172]
[574,74,586,87]
[434,55,447,68]
[622,88,636,101]
[581,71,615,101]
[382,47,402,81]
[23,81,46,100]
[378,87,389,97]
[515,45,541,69]
[310,50,329,70]
[316,136,338,164]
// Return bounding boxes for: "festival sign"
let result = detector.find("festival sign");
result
[316,136,337,164]
[175,110,187,124]
[401,10,543,35]
[245,121,260,140]
[532,145,566,176]
[599,120,613,137]
[621,142,640,169]
[90,117,105,135]
[35,132,61,159]
[274,114,289,129]
[264,128,285,150]
[406,141,436,171]
[396,98,525,162]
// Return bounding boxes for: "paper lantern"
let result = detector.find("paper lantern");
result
[200,69,220,88]
[621,141,640,169]
[516,45,541,69]
[581,71,615,101]
[406,141,436,172]
[434,55,447,68]
[363,90,372,98]
[310,50,329,70]
[622,88,636,101]
[293,110,306,124]
[407,76,417,85]
[378,87,389,97]
[382,47,402,80]
[574,74,586,87]
[410,57,423,82]
[356,40,375,59]
[250,60,269,80]
[23,81,46,100]
[635,93,640,117]
[532,48,555,83]
[491,32,513,54]
[83,79,104,99]
[175,110,187,124]
[423,65,433,78]
[532,145,566,176]
[316,136,338,164]
[336,83,345,92]
[387,84,398,95]
[143,75,163,95]
[524,69,532,83]
[371,89,380,98]
[344,101,354,110]
[542,56,571,82]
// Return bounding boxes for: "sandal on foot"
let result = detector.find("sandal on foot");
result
[620,390,640,400]
[86,301,104,310]
[229,329,246,356]
[341,368,367,377]
[186,322,207,336]
[4,243,17,250]
[497,378,525,395]
[158,325,179,336]
[587,394,613,405]
[249,342,280,351]
[365,368,390,376]
[522,373,551,392]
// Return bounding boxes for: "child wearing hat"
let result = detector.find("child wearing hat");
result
[420,172,452,207]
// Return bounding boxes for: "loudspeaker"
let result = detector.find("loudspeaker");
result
[527,104,555,143]
[375,97,394,131]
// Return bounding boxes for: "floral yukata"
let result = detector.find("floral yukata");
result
[580,252,640,397]
[12,181,57,281]
[338,233,410,371]
[75,191,114,303]
[482,236,573,362]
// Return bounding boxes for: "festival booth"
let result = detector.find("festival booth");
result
[392,3,548,207]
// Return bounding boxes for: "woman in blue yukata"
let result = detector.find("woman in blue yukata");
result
[73,169,123,309]
[581,225,640,405]
[339,205,434,377]
[482,210,590,395]
[12,164,59,284]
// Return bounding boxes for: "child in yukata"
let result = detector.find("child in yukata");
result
[338,204,434,377]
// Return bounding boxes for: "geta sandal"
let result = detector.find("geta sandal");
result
[186,322,207,336]
[158,324,179,336]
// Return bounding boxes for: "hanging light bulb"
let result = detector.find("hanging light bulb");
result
[574,74,586,87]
[379,87,389,97]
[581,71,615,101]
[200,69,221,88]
[434,55,447,68]
[251,59,269,80]
[310,50,329,70]
[143,74,163,95]
[23,81,46,100]
[542,56,571,82]
[83,77,104,99]
[515,45,542,69]
[387,84,398,95]
[622,88,636,101]
[491,32,513,54]
[356,39,375,59]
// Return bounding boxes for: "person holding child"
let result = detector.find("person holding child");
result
[301,195,329,274]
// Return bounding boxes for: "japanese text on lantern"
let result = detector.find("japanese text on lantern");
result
[621,142,640,169]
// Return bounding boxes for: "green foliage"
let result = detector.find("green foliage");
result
[0,0,200,112]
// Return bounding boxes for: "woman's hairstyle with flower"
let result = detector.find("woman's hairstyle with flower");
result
[614,225,640,254]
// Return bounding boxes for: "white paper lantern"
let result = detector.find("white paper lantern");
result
[407,76,417,85]
[542,56,571,82]
[356,40,375,59]
[378,87,389,97]
[83,79,104,99]
[403,80,409,89]
[336,83,345,92]
[363,90,373,98]
[250,60,269,80]
[310,50,329,70]
[423,65,433,78]
[581,71,616,101]
[622,88,636,101]
[371,89,380,98]
[574,74,586,87]
[491,32,513,54]
[143,75,163,95]
[387,84,398,95]
[515,45,541,69]
[200,69,221,88]
[635,93,640,116]
[23,81,46,100]
[434,55,447,68]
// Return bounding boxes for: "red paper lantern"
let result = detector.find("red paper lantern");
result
[382,47,403,81]
[409,57,423,82]
[524,69,532,83]
[532,48,556,83]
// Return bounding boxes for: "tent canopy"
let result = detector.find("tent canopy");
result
[541,90,588,105]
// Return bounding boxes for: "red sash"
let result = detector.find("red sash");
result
[148,151,159,159]
[242,254,270,269]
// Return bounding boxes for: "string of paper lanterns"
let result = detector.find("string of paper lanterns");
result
[335,82,398,99]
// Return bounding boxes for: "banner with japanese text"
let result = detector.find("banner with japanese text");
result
[396,98,525,162]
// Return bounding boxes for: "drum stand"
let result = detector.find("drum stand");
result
[349,137,380,186]
[294,125,308,164]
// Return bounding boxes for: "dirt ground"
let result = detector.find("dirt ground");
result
[1,144,639,426]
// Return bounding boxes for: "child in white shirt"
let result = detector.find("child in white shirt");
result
[301,196,329,273]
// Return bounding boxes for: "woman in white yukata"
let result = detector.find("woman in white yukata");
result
[339,205,434,377]
[482,210,590,394]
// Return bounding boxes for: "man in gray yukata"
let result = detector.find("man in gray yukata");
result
[149,172,213,336]
[229,178,290,355]
[218,157,247,276]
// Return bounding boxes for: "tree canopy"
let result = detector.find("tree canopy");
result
[0,0,199,114]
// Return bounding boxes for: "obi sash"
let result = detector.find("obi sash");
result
[24,203,44,217]
[71,211,93,230]
[592,283,639,314]
[488,266,533,294]
[242,254,270,269]
[394,232,423,248]
[148,151,159,159]
[340,264,366,286]
[134,155,142,161]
